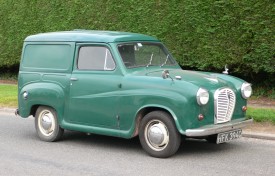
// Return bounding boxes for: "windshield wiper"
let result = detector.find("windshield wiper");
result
[146,53,154,67]
[160,54,169,67]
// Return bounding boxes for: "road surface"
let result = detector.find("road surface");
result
[0,112,274,176]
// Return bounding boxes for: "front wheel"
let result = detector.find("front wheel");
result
[35,106,64,142]
[139,111,181,158]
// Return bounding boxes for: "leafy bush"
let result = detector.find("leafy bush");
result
[0,0,274,87]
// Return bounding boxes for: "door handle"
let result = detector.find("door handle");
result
[70,78,78,81]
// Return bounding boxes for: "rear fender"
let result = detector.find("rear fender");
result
[18,83,65,121]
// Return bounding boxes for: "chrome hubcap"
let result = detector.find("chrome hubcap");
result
[145,120,169,151]
[41,115,52,130]
[38,110,55,136]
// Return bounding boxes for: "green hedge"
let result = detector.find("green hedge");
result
[0,0,274,86]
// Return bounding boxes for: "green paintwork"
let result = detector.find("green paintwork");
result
[18,30,249,139]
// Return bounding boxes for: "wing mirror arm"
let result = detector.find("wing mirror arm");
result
[162,70,174,81]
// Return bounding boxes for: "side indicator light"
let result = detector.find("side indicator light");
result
[242,106,247,112]
[198,114,204,121]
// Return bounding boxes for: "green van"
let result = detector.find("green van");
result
[17,30,253,158]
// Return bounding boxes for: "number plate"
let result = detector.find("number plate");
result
[217,129,242,144]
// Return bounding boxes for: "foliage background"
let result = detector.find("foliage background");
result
[0,0,274,87]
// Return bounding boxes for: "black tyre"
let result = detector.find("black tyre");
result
[139,111,181,158]
[35,106,64,142]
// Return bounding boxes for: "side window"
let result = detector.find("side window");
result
[77,46,116,70]
[22,44,71,70]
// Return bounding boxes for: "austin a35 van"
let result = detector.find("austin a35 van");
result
[17,30,253,158]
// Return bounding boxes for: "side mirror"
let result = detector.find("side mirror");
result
[162,70,174,81]
[162,70,170,79]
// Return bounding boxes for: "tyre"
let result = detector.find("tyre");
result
[35,106,64,142]
[139,111,181,158]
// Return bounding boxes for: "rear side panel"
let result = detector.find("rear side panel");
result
[18,42,75,119]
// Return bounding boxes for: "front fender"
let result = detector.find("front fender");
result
[117,89,197,138]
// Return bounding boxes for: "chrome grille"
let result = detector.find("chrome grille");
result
[214,88,236,124]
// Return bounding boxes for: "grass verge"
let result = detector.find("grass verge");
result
[247,107,275,124]
[0,84,17,107]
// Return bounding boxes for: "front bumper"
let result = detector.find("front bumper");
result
[185,118,253,137]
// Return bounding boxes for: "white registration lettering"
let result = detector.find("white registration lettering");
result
[217,129,242,144]
[224,134,229,141]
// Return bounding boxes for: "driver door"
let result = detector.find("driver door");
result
[66,44,121,128]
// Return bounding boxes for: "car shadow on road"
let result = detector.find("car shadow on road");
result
[60,130,240,157]
[177,138,240,156]
[61,130,144,153]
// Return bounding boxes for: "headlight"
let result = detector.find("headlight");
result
[197,88,209,105]
[241,83,252,99]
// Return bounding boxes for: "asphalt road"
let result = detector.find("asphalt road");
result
[1,112,275,176]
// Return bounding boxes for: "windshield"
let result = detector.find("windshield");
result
[117,42,176,68]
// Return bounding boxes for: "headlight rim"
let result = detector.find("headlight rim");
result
[241,82,252,99]
[196,88,209,106]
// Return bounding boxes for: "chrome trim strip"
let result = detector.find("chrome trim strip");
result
[185,118,253,137]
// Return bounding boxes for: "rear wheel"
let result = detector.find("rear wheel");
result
[35,106,64,142]
[139,111,181,158]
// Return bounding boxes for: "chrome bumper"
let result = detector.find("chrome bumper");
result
[185,118,253,137]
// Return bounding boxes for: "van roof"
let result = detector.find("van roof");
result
[24,30,159,43]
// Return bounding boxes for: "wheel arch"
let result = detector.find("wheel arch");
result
[30,104,59,117]
[132,105,182,137]
[30,104,40,116]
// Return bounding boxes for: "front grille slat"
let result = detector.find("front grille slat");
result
[214,88,236,124]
